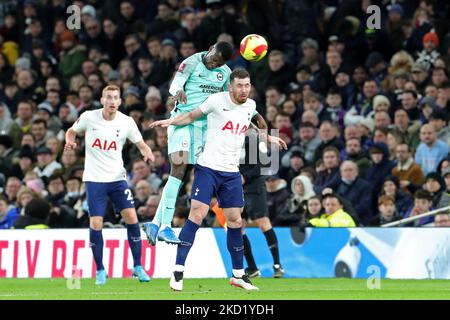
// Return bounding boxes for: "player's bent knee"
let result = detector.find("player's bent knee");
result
[90,217,103,230]
[169,151,189,169]
[189,200,209,224]
[256,217,272,231]
[121,208,138,224]
[228,217,242,229]
[226,212,242,228]
[224,208,242,227]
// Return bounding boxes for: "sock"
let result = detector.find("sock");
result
[151,205,162,226]
[243,234,257,270]
[127,223,142,267]
[227,226,244,270]
[232,269,245,278]
[89,228,104,271]
[263,228,280,265]
[174,264,185,273]
[175,219,200,266]
[158,176,183,226]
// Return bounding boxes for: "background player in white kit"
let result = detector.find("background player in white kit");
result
[150,69,287,291]
[64,85,154,285]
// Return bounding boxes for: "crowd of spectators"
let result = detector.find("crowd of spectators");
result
[1,0,450,229]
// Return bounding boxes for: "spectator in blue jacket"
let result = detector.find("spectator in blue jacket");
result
[415,123,450,175]
[0,187,37,229]
[336,160,373,225]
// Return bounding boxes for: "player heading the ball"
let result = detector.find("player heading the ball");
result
[142,42,234,246]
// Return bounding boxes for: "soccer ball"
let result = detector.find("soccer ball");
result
[240,34,268,62]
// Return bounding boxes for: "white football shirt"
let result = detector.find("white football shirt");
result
[198,92,256,172]
[72,109,143,182]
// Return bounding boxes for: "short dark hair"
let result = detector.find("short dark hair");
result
[24,198,50,220]
[275,112,291,120]
[299,122,316,129]
[322,146,340,159]
[394,108,409,117]
[66,176,82,184]
[18,100,33,108]
[32,118,47,128]
[403,89,418,99]
[414,189,433,202]
[125,34,140,43]
[230,68,250,82]
[374,127,389,136]
[103,17,118,25]
[215,41,233,61]
[396,142,411,152]
[363,78,378,85]
[47,174,64,185]
[79,84,93,92]
[327,88,341,96]
[146,35,161,44]
[432,66,448,77]
[346,137,361,145]
[322,192,343,205]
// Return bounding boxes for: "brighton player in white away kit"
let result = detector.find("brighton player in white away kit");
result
[64,85,154,285]
[150,69,287,291]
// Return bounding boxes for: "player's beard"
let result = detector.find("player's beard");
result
[233,92,248,104]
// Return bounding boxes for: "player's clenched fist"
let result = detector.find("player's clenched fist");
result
[64,141,77,151]
[175,90,187,104]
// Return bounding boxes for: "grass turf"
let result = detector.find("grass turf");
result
[0,278,449,300]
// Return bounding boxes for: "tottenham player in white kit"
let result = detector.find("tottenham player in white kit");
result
[64,85,155,285]
[150,69,287,291]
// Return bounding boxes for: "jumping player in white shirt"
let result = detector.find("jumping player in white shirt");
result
[150,69,287,291]
[64,85,155,285]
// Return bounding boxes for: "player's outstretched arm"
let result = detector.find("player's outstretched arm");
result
[136,140,155,163]
[149,108,204,128]
[64,127,78,151]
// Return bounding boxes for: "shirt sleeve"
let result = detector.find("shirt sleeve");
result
[222,67,231,92]
[127,117,143,144]
[199,94,215,115]
[169,54,200,96]
[71,111,88,134]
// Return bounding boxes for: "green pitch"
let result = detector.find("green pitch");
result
[0,278,449,300]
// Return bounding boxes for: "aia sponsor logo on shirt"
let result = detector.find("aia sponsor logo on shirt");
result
[91,138,118,151]
[221,121,248,135]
